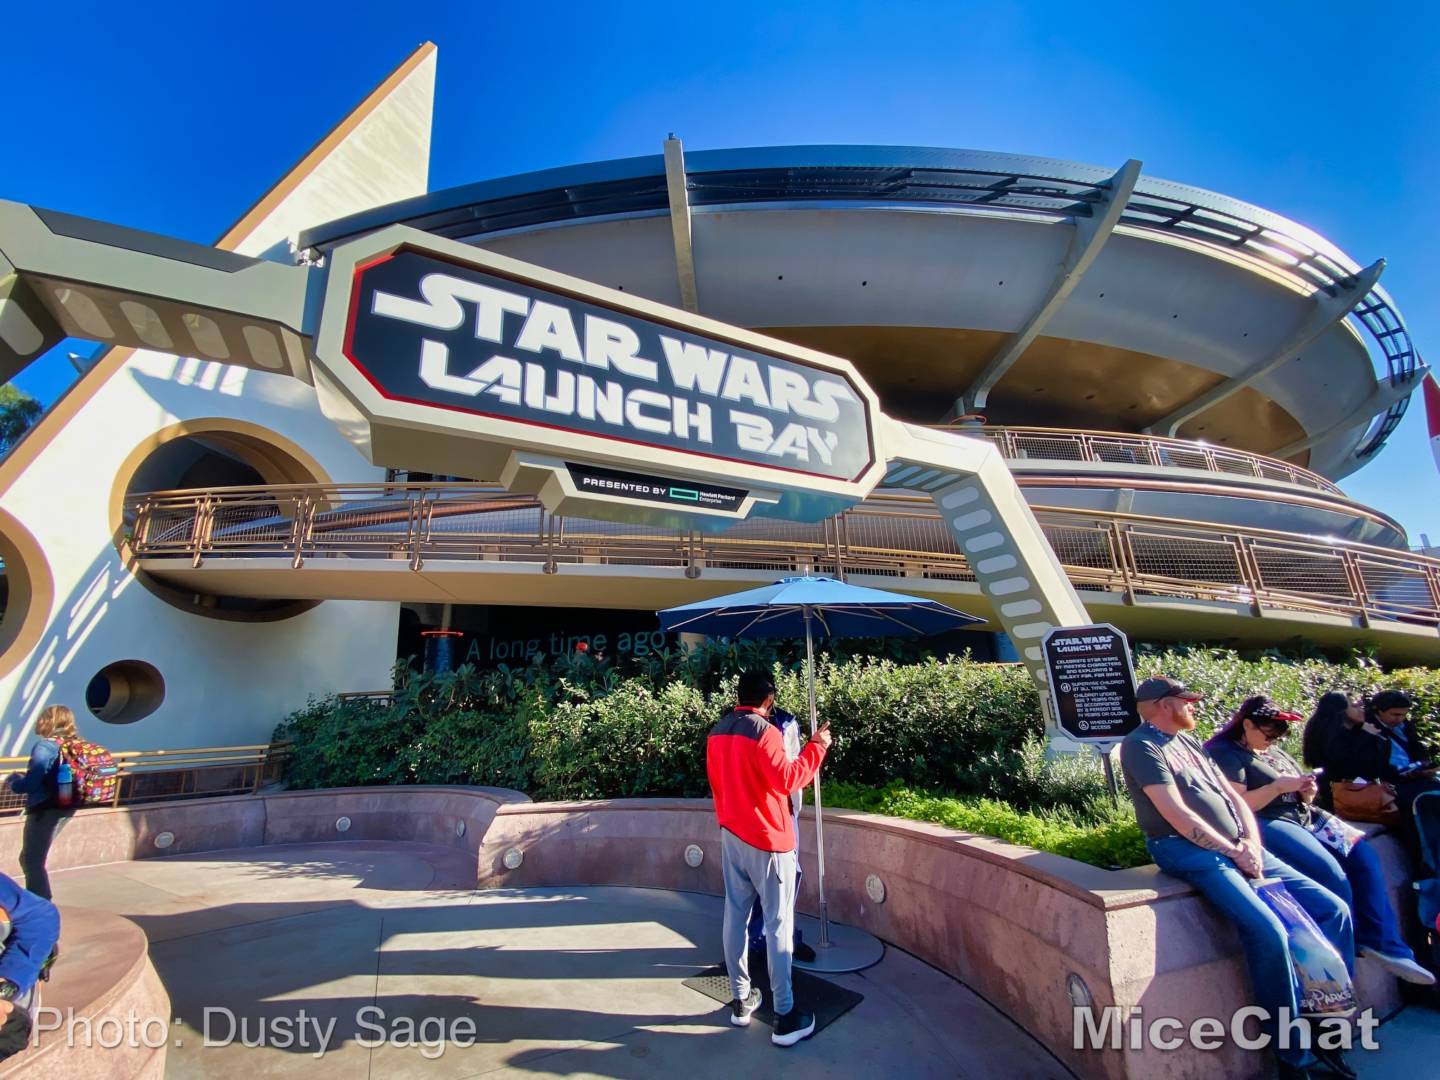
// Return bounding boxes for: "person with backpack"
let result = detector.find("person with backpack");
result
[7,705,81,900]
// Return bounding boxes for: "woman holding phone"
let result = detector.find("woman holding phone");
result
[1207,695,1433,985]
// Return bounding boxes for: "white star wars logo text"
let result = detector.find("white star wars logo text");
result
[371,273,854,468]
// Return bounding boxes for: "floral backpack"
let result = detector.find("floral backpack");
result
[56,738,121,806]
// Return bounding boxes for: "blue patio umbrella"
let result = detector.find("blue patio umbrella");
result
[659,576,981,953]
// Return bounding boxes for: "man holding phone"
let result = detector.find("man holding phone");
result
[746,706,816,964]
[707,670,831,1047]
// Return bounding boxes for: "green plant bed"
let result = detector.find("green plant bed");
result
[275,646,1438,869]
[822,781,1150,869]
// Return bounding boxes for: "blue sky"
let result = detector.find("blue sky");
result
[6,1,1438,539]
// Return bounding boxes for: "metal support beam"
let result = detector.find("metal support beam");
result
[880,419,1093,747]
[0,255,64,384]
[953,159,1142,418]
[0,200,315,384]
[1272,365,1426,461]
[663,135,700,314]
[1147,259,1385,438]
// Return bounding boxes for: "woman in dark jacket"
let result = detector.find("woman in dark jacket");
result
[1324,690,1440,816]
[6,704,79,899]
[1208,695,1433,985]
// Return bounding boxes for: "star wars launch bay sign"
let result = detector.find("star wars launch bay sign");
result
[1041,623,1139,744]
[312,227,884,524]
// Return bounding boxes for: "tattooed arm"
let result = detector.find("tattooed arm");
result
[1143,784,1248,864]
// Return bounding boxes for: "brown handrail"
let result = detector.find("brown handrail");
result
[123,485,1440,632]
[0,742,291,815]
[940,425,1342,494]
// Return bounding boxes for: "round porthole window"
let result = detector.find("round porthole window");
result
[86,660,165,724]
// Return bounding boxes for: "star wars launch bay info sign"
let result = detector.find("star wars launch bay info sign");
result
[312,228,884,524]
[1041,624,1139,743]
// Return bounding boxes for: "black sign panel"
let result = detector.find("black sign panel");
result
[567,463,748,514]
[1042,624,1139,743]
[343,248,875,482]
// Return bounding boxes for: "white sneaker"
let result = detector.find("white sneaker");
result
[731,986,763,1026]
[1359,947,1437,985]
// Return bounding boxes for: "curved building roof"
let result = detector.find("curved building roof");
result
[299,145,1423,477]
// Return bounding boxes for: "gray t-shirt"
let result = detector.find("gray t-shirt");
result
[1120,724,1246,843]
[1208,740,1311,826]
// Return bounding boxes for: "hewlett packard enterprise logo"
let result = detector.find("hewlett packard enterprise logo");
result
[344,249,875,482]
[567,463,747,513]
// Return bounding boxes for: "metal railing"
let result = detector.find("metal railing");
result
[0,743,290,816]
[124,485,1440,630]
[950,426,1343,493]
[386,427,1346,494]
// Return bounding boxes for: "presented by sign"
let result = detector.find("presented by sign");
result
[1041,623,1139,744]
[312,229,886,523]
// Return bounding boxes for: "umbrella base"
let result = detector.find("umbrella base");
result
[793,914,885,973]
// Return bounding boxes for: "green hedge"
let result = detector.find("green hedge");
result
[275,647,1440,869]
[823,781,1150,869]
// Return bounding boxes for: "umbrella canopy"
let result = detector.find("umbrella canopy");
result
[657,575,983,639]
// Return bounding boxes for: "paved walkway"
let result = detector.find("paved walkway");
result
[51,842,1070,1078]
[1354,1001,1440,1078]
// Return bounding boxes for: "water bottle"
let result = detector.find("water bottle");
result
[56,761,74,809]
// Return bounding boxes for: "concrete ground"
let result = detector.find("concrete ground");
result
[50,842,1072,1079]
[1354,1002,1440,1078]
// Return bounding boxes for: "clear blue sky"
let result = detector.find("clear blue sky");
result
[6,1,1438,539]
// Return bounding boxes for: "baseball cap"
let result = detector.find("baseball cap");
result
[1135,676,1204,703]
[1238,696,1303,725]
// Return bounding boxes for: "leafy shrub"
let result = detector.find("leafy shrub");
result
[823,780,1149,869]
[275,646,1440,866]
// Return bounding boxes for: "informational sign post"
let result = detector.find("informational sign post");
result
[1042,623,1139,795]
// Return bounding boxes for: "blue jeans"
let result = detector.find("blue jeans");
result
[1149,837,1355,1068]
[1261,817,1413,960]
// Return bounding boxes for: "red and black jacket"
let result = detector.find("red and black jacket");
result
[706,706,826,852]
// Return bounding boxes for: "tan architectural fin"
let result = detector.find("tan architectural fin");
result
[0,42,439,495]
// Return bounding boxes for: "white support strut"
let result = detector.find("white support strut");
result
[662,136,701,315]
[879,419,1093,744]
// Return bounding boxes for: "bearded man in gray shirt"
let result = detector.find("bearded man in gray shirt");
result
[1120,677,1355,1080]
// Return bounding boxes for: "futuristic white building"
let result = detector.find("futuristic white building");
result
[1,42,1434,751]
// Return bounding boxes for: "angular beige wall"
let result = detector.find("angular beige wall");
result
[0,44,438,751]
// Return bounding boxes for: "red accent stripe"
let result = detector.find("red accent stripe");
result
[1424,373,1440,442]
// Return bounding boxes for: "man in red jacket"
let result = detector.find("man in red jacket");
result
[707,670,831,1047]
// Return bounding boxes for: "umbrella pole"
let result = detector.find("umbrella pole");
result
[804,606,831,947]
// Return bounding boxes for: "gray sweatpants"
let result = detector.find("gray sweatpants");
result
[721,828,799,1015]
